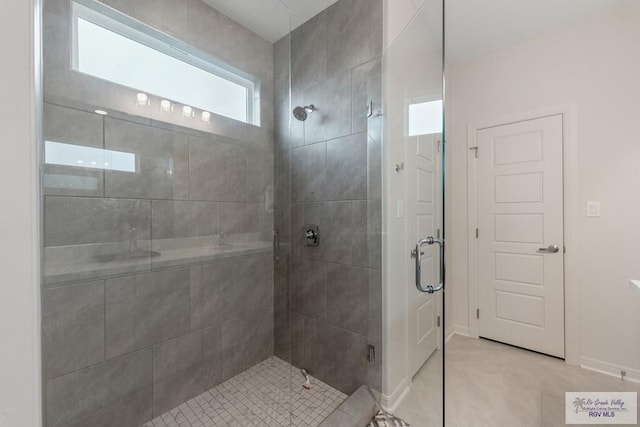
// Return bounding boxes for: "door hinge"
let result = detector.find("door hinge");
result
[469,146,478,158]
[476,308,480,319]
[437,139,441,153]
[437,316,441,327]
[475,228,479,238]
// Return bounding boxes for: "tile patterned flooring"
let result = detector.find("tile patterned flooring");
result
[394,335,640,426]
[142,357,347,427]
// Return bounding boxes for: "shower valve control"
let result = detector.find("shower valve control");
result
[304,224,320,247]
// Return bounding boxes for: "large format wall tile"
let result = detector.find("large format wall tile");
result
[289,90,306,149]
[247,150,274,203]
[274,248,291,362]
[189,136,248,202]
[326,264,369,336]
[304,201,353,264]
[43,0,280,424]
[303,71,352,145]
[105,118,188,200]
[102,0,189,41]
[291,12,327,92]
[44,104,104,147]
[46,349,152,427]
[190,255,274,330]
[275,148,291,245]
[368,269,382,342]
[186,0,273,80]
[368,117,383,200]
[43,281,105,379]
[326,132,368,200]
[43,103,105,197]
[290,312,305,368]
[44,197,150,247]
[351,59,382,134]
[105,268,190,358]
[151,200,220,239]
[304,318,368,395]
[152,330,206,416]
[352,200,382,269]
[291,257,327,319]
[291,142,326,202]
[325,0,383,75]
[276,0,384,399]
[274,35,290,104]
[220,203,263,235]
[220,305,274,381]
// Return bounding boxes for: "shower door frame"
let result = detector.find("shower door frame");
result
[1,0,44,425]
[380,0,446,422]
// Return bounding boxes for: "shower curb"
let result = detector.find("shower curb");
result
[319,385,377,427]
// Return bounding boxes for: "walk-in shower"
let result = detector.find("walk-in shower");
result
[40,0,444,425]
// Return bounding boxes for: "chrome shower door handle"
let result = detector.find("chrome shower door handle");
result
[415,237,445,294]
[537,244,560,254]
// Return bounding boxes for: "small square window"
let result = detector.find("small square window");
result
[409,99,443,136]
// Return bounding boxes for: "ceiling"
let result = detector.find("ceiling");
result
[202,0,636,61]
[201,0,339,43]
[446,0,637,63]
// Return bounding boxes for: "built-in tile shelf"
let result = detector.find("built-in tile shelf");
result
[44,239,272,285]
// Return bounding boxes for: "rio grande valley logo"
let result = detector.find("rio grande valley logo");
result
[566,392,637,424]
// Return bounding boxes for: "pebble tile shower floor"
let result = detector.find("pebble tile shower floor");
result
[142,357,347,427]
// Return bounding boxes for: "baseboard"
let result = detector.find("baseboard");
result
[452,325,472,337]
[380,376,411,412]
[579,356,640,384]
[445,328,455,343]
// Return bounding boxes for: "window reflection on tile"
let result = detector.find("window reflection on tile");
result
[44,174,99,191]
[45,141,136,172]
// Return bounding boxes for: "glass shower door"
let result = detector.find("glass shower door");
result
[382,0,445,425]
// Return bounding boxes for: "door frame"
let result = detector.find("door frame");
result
[466,104,580,365]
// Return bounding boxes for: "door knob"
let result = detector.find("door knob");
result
[537,245,560,253]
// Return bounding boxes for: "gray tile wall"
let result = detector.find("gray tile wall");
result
[42,0,276,425]
[43,0,275,148]
[274,0,383,396]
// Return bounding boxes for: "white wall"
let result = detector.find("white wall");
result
[0,0,42,426]
[448,4,640,381]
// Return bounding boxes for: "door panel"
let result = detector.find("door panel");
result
[477,114,564,358]
[408,132,442,377]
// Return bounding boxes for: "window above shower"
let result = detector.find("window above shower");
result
[71,0,261,126]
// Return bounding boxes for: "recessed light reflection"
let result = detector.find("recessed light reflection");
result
[201,111,211,123]
[182,105,193,118]
[94,110,108,115]
[160,99,172,112]
[136,92,149,106]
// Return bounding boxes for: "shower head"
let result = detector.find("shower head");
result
[293,104,317,121]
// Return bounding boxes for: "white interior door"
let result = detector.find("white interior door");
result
[407,132,442,377]
[476,115,564,358]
